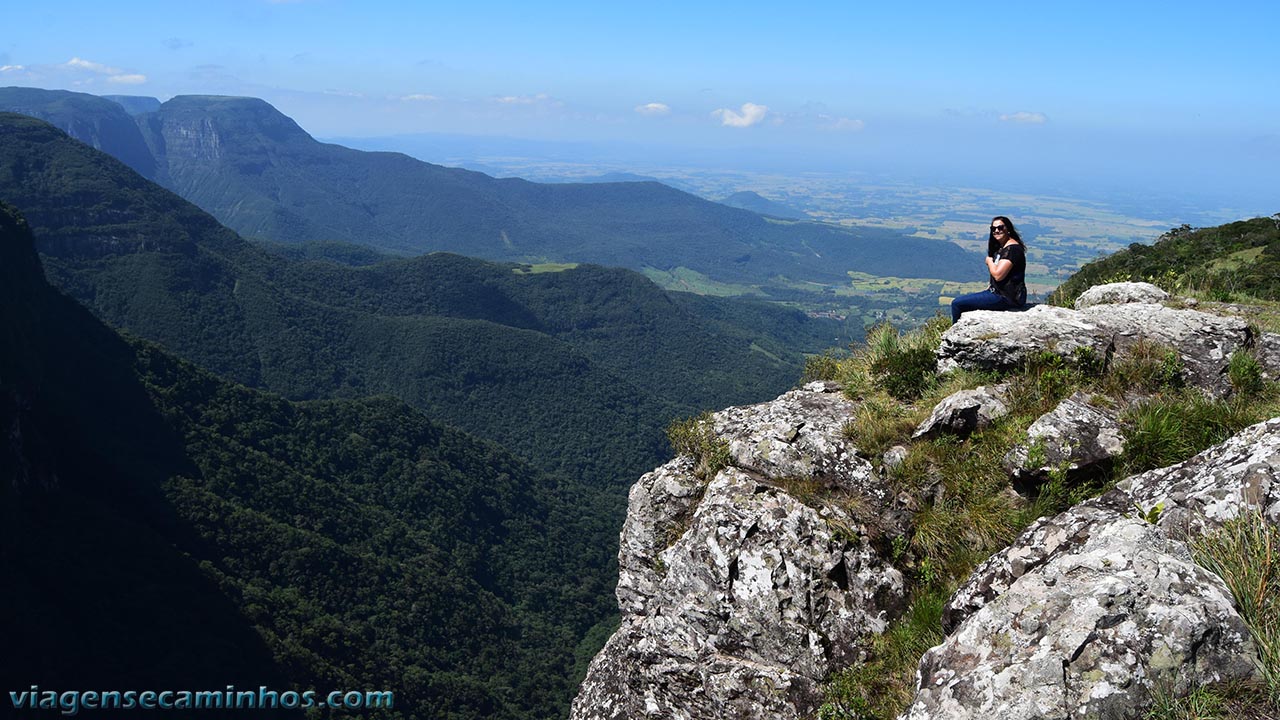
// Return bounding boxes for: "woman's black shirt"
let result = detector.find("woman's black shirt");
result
[991,243,1027,306]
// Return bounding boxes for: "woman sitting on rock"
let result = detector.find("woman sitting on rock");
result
[950,215,1027,324]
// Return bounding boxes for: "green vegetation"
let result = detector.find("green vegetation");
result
[859,317,949,402]
[665,412,731,481]
[0,201,616,718]
[1191,511,1280,703]
[1143,681,1274,720]
[512,261,579,274]
[1229,349,1267,396]
[1052,216,1280,306]
[1118,395,1258,476]
[1101,339,1184,396]
[0,111,847,496]
[810,310,1279,719]
[641,265,764,297]
[818,590,948,720]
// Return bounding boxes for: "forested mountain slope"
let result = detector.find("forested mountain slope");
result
[0,111,836,490]
[1053,215,1280,304]
[0,202,617,718]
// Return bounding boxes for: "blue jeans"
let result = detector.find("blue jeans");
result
[951,288,1014,324]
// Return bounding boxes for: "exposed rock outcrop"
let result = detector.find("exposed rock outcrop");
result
[1074,281,1169,308]
[907,507,1259,720]
[1120,415,1280,536]
[944,419,1280,628]
[1258,332,1280,382]
[571,383,908,720]
[575,285,1279,720]
[913,385,1009,440]
[910,417,1280,719]
[1003,392,1125,486]
[710,381,878,494]
[937,305,1113,374]
[938,288,1251,395]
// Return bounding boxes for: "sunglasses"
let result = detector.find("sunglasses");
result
[991,225,1008,234]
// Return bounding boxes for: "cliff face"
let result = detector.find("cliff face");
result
[571,383,909,720]
[572,283,1280,719]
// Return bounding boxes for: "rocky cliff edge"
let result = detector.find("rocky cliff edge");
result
[572,283,1280,719]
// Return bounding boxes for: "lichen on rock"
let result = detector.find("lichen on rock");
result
[571,383,908,720]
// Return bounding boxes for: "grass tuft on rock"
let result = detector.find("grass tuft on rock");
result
[1191,511,1280,706]
[665,411,731,480]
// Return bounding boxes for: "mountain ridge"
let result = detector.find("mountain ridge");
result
[0,111,842,492]
[0,86,987,288]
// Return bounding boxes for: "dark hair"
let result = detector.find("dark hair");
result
[987,215,1024,258]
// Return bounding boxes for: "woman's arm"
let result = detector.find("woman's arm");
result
[986,255,1013,281]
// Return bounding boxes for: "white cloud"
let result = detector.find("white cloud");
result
[400,93,439,102]
[322,89,364,98]
[828,117,866,131]
[999,111,1048,124]
[63,57,146,85]
[64,57,121,74]
[634,102,670,116]
[492,93,564,110]
[712,102,768,128]
[0,65,24,72]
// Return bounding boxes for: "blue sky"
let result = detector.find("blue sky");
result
[3,0,1277,212]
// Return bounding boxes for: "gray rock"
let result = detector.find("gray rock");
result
[912,416,1280,719]
[913,385,1009,440]
[906,510,1259,720]
[572,383,910,720]
[883,445,909,471]
[1257,332,1280,382]
[1004,392,1125,485]
[711,381,880,498]
[938,304,1114,374]
[1080,303,1250,396]
[1120,416,1280,537]
[571,468,906,720]
[1074,281,1169,309]
[942,494,1135,634]
[937,299,1249,395]
[947,416,1280,632]
[615,457,706,616]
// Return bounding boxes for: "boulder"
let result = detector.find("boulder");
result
[912,385,1009,440]
[572,383,910,720]
[883,445,909,471]
[1003,392,1125,486]
[1074,281,1169,309]
[1080,303,1250,396]
[937,305,1113,374]
[1120,416,1280,537]
[948,416,1280,632]
[911,416,1280,719]
[1257,332,1280,382]
[570,468,906,720]
[906,507,1259,720]
[937,293,1250,395]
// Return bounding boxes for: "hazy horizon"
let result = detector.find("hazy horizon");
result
[4,0,1276,218]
